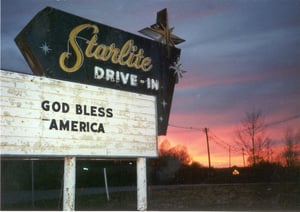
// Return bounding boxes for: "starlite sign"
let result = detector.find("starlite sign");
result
[0,70,157,157]
[15,7,181,135]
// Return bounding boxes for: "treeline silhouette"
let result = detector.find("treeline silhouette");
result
[148,140,300,185]
[1,158,299,192]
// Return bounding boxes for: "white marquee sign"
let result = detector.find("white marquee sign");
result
[0,70,157,157]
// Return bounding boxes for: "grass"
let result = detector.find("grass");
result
[2,191,137,211]
[2,183,300,211]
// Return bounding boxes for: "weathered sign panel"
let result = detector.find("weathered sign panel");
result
[0,70,157,157]
[15,7,181,135]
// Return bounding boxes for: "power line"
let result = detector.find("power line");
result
[210,135,228,150]
[168,123,203,131]
[265,114,300,128]
[209,131,240,152]
[167,113,300,166]
[169,113,300,134]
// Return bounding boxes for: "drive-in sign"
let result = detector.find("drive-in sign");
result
[15,7,181,135]
[3,7,185,210]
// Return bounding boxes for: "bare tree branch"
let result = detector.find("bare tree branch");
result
[235,109,270,166]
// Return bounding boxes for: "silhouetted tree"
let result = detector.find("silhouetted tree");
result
[236,109,270,166]
[158,140,192,165]
[150,140,192,184]
[282,128,300,167]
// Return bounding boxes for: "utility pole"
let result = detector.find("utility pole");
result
[242,148,245,168]
[229,145,231,168]
[204,128,211,168]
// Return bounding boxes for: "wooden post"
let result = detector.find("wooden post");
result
[137,158,147,211]
[204,128,211,168]
[63,157,76,211]
[229,145,231,168]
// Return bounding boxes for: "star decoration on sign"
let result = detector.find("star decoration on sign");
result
[151,23,176,46]
[161,100,168,109]
[159,116,164,122]
[170,57,187,83]
[40,42,52,55]
[138,8,185,56]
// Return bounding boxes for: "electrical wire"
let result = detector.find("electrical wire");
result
[169,113,300,133]
[168,123,203,131]
[168,113,300,154]
[265,114,300,128]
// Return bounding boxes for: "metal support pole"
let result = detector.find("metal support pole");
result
[63,157,76,211]
[103,168,110,201]
[137,158,147,211]
[31,160,35,208]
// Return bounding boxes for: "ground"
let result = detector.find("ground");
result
[2,183,299,211]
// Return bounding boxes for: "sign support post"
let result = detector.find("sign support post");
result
[31,160,35,208]
[63,157,76,211]
[137,157,147,211]
[103,168,110,201]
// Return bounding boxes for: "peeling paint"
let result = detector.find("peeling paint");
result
[137,158,147,211]
[63,157,76,211]
[7,88,23,97]
[3,111,11,117]
[1,70,157,157]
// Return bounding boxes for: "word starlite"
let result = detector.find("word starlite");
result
[59,24,153,73]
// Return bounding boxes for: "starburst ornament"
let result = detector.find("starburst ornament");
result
[161,99,168,109]
[40,42,52,55]
[170,57,186,83]
[138,8,185,57]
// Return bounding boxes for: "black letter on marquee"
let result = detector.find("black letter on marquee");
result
[62,103,70,113]
[71,121,78,131]
[91,123,98,132]
[80,122,87,132]
[98,123,105,133]
[106,108,113,118]
[52,102,61,112]
[98,107,105,117]
[60,120,70,131]
[76,104,82,114]
[41,100,50,111]
[49,119,58,130]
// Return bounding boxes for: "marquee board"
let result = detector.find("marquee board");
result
[15,7,181,135]
[0,70,157,157]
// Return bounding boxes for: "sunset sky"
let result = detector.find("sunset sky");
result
[1,0,300,167]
